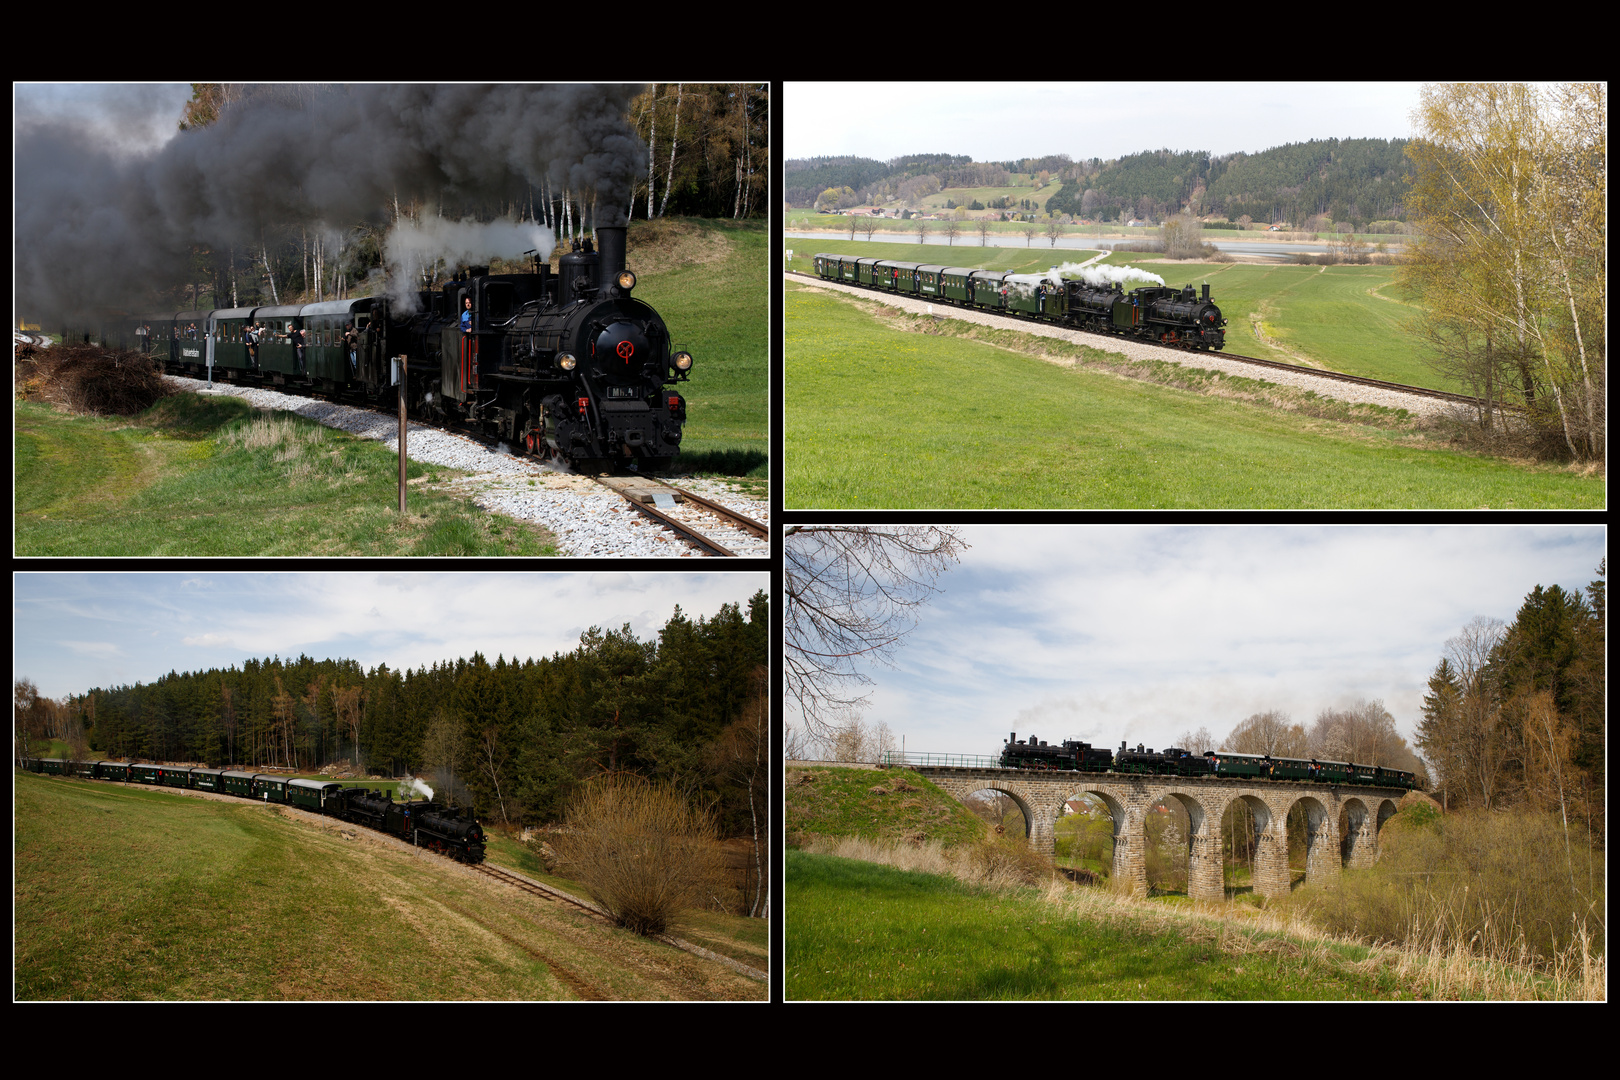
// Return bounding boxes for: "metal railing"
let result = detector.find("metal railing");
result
[881,750,1004,769]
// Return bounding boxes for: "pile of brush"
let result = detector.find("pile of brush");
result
[14,340,175,415]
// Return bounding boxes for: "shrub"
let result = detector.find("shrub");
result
[965,833,1053,888]
[1303,808,1603,964]
[14,342,175,416]
[547,774,724,936]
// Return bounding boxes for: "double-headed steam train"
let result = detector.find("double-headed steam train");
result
[998,733,1417,790]
[93,225,692,472]
[20,757,486,862]
[812,253,1227,351]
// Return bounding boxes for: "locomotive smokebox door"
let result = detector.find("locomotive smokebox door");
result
[594,321,652,369]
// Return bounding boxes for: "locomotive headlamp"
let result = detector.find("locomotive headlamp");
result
[616,270,637,290]
[558,353,577,371]
[673,351,693,371]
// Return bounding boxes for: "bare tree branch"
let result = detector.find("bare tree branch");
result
[784,526,967,739]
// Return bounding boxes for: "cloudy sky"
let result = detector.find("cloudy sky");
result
[790,525,1604,761]
[14,572,768,698]
[787,82,1425,163]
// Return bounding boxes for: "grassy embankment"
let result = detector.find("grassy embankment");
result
[15,394,555,556]
[14,770,765,1000]
[785,765,1600,1000]
[629,217,768,481]
[783,279,1604,508]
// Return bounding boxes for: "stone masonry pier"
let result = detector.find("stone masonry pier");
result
[915,765,1403,900]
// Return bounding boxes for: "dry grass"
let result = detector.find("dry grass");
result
[225,413,318,452]
[802,832,1052,893]
[625,218,734,273]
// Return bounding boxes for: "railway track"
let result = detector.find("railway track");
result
[789,268,1505,414]
[469,860,595,912]
[592,475,769,558]
[468,859,770,983]
[422,415,769,557]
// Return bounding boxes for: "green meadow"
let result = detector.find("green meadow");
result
[14,395,556,556]
[787,849,1406,1001]
[783,281,1604,509]
[632,217,768,477]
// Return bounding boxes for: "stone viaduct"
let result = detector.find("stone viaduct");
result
[913,765,1404,901]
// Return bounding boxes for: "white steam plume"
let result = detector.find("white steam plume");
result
[384,216,555,314]
[1000,262,1167,299]
[399,776,435,801]
[1066,262,1165,288]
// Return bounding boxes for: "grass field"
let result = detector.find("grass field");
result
[14,771,765,1000]
[784,281,1604,509]
[787,849,1405,1000]
[14,395,556,555]
[786,238,1108,276]
[630,217,768,477]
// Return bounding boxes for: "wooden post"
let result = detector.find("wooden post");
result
[398,354,408,514]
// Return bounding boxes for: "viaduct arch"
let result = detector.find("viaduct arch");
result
[917,766,1403,900]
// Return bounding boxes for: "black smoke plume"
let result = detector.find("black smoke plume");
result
[16,84,644,323]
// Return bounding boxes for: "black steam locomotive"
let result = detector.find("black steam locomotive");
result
[103,224,692,473]
[407,225,691,472]
[997,733,1416,789]
[812,253,1227,351]
[20,757,487,862]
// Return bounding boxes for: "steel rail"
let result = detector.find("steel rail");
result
[591,477,738,557]
[660,483,769,539]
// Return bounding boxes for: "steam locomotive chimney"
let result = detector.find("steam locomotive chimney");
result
[1203,283,1210,301]
[598,224,627,292]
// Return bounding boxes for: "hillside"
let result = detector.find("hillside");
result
[15,771,765,1000]
[788,139,1414,229]
[786,764,989,848]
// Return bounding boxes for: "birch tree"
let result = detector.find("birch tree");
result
[660,84,682,218]
[479,726,510,826]
[1402,83,1605,459]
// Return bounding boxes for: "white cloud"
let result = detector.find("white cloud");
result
[180,633,234,647]
[58,641,123,657]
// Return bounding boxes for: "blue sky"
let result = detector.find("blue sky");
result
[14,572,768,699]
[787,82,1425,163]
[792,525,1604,760]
